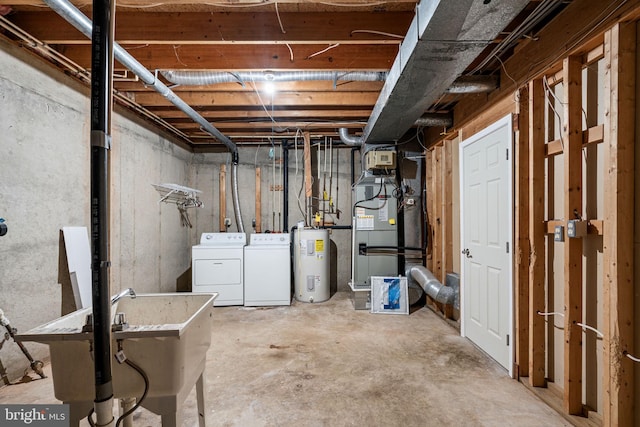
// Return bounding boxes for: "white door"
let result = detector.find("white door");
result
[460,115,513,375]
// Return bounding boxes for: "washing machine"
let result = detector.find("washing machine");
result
[244,233,291,306]
[192,232,246,306]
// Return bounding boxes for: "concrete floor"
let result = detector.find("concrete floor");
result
[0,292,569,426]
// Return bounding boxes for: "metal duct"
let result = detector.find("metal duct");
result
[161,70,388,86]
[362,0,529,142]
[414,113,453,128]
[339,112,452,145]
[231,154,245,233]
[407,265,455,305]
[446,75,499,94]
[338,127,363,146]
[42,0,237,154]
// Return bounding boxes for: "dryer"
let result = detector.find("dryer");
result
[244,233,291,306]
[192,232,246,306]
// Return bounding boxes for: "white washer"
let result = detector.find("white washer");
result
[244,233,291,306]
[192,232,246,306]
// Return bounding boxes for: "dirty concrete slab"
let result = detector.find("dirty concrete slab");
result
[0,292,569,426]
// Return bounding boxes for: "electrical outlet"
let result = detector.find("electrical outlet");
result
[554,225,564,242]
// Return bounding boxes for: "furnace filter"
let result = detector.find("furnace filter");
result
[294,228,330,303]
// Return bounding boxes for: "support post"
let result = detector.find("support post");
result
[562,55,583,416]
[603,22,635,427]
[514,88,530,378]
[528,78,546,387]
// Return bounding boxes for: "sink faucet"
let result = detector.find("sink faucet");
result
[110,288,136,306]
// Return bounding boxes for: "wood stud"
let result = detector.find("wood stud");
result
[562,55,583,416]
[603,23,636,427]
[528,78,546,388]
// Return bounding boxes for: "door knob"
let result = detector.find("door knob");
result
[462,248,472,258]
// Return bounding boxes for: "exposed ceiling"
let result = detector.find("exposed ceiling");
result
[0,0,567,150]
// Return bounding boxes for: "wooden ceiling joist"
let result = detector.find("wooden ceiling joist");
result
[58,43,399,70]
[10,11,412,45]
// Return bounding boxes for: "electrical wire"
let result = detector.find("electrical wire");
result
[114,341,149,427]
[353,179,386,216]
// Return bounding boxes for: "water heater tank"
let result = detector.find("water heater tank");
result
[294,228,330,303]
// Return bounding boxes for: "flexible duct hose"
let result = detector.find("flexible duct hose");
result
[231,159,245,233]
[407,265,455,305]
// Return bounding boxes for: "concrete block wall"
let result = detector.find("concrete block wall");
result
[0,40,193,381]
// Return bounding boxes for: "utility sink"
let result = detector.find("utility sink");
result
[16,292,217,426]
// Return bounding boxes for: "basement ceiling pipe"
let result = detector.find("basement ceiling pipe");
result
[42,0,237,154]
[407,265,456,305]
[161,70,388,86]
[338,113,453,146]
[44,0,246,233]
[162,70,497,95]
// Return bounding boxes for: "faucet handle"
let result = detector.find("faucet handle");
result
[112,312,129,331]
[82,314,93,333]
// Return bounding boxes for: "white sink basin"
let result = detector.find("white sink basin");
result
[16,293,216,408]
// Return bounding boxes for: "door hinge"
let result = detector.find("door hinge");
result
[506,242,509,253]
[506,149,509,161]
[506,335,510,346]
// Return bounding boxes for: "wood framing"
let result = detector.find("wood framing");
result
[602,22,636,427]
[562,55,584,416]
[514,88,530,379]
[219,164,227,232]
[425,149,433,271]
[528,78,546,388]
[443,141,453,276]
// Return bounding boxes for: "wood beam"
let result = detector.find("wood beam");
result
[562,55,583,416]
[528,78,546,387]
[1,0,415,6]
[132,90,379,107]
[147,108,373,120]
[602,22,635,427]
[11,11,412,45]
[58,44,398,70]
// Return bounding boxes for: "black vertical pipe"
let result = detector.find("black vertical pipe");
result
[90,0,114,404]
[350,147,358,185]
[282,141,289,232]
